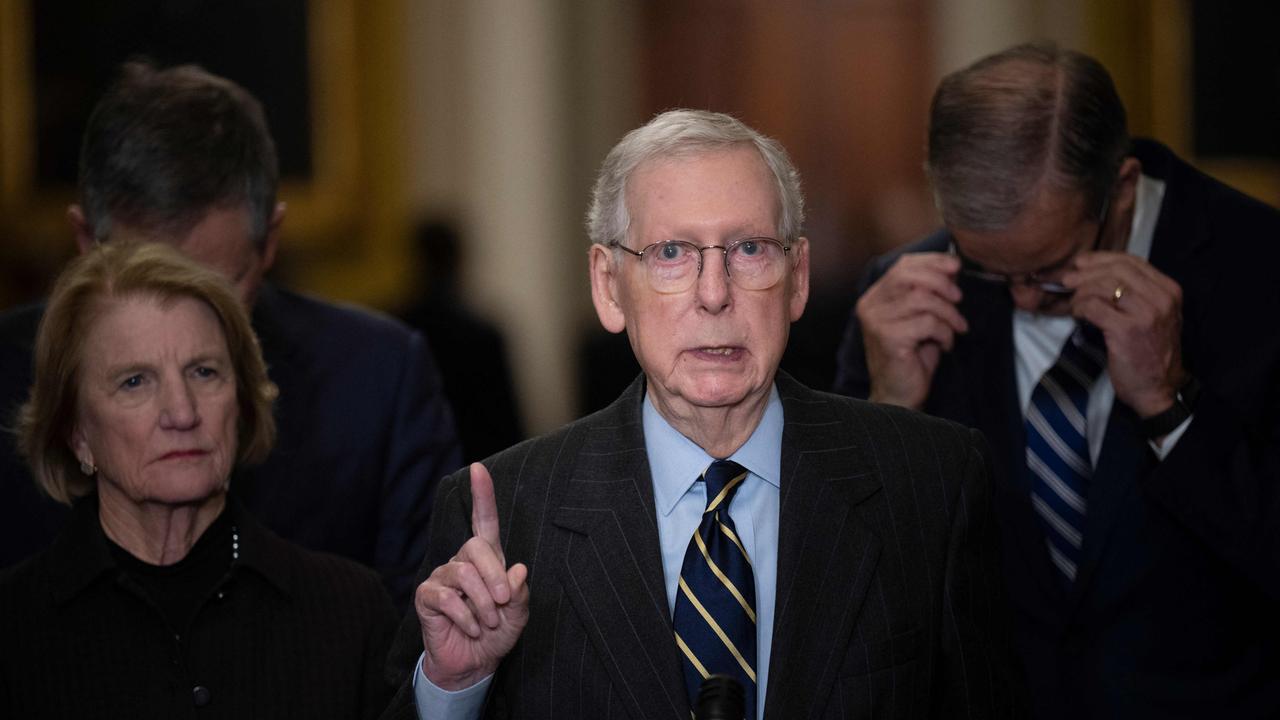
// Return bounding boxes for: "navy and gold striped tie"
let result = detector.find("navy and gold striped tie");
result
[1026,323,1106,583]
[674,460,757,720]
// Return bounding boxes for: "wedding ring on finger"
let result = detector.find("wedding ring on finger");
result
[1112,284,1125,307]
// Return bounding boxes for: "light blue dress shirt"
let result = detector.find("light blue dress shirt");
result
[646,386,781,719]
[414,385,784,720]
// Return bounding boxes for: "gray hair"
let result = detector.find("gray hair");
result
[586,109,804,247]
[79,61,279,248]
[926,42,1129,231]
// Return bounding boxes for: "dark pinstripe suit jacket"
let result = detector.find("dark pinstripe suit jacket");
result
[383,372,1019,719]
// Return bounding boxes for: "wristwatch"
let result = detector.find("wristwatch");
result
[1140,375,1201,439]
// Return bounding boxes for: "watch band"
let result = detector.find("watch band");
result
[1141,375,1201,439]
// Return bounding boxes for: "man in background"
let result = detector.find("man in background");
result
[835,42,1280,717]
[398,219,524,460]
[0,62,461,607]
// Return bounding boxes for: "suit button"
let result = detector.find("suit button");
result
[192,685,211,707]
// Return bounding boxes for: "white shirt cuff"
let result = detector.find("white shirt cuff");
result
[1148,414,1193,460]
[412,651,493,720]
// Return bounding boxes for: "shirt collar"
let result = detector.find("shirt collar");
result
[1126,173,1166,261]
[228,494,295,597]
[49,492,294,605]
[48,495,117,605]
[645,384,784,518]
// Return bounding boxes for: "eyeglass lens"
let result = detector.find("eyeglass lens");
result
[639,238,788,293]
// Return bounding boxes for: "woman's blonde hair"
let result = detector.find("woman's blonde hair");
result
[16,241,277,504]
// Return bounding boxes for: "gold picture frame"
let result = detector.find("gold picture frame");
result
[0,0,364,265]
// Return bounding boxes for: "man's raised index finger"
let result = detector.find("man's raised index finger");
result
[469,462,503,550]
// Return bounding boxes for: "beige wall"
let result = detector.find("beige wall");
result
[932,0,1085,77]
[403,0,639,435]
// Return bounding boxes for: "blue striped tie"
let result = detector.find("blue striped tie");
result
[674,460,757,720]
[1026,324,1106,583]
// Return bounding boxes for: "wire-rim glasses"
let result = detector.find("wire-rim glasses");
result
[611,237,792,294]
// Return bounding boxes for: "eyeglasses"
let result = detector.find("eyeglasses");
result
[950,243,1077,296]
[611,237,792,294]
[950,194,1112,297]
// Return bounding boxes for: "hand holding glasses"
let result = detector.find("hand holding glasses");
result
[948,194,1112,296]
[949,243,1075,296]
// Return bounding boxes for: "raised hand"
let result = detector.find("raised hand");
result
[856,253,969,409]
[415,462,530,690]
[1063,251,1187,418]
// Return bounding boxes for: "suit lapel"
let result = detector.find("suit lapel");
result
[1141,141,1218,346]
[957,281,1023,493]
[1064,144,1205,617]
[549,379,689,719]
[1063,403,1152,615]
[764,376,883,719]
[955,283,1065,604]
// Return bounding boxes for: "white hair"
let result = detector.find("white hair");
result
[585,109,805,247]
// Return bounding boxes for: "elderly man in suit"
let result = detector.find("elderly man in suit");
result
[0,62,460,607]
[835,43,1280,717]
[383,109,1017,719]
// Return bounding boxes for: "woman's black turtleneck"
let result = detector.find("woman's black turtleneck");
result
[107,509,234,634]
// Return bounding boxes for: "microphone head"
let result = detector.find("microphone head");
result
[694,674,745,720]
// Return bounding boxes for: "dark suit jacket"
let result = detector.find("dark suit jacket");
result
[834,139,1280,718]
[0,495,398,719]
[0,283,461,607]
[384,372,1019,719]
[0,303,59,564]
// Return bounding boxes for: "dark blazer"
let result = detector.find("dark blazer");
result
[0,283,462,607]
[0,302,60,565]
[400,287,525,461]
[384,372,1019,719]
[834,139,1280,718]
[0,496,398,719]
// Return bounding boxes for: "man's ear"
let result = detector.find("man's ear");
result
[1106,157,1142,248]
[1115,157,1142,209]
[67,205,95,254]
[589,244,627,334]
[788,236,811,323]
[260,202,286,272]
